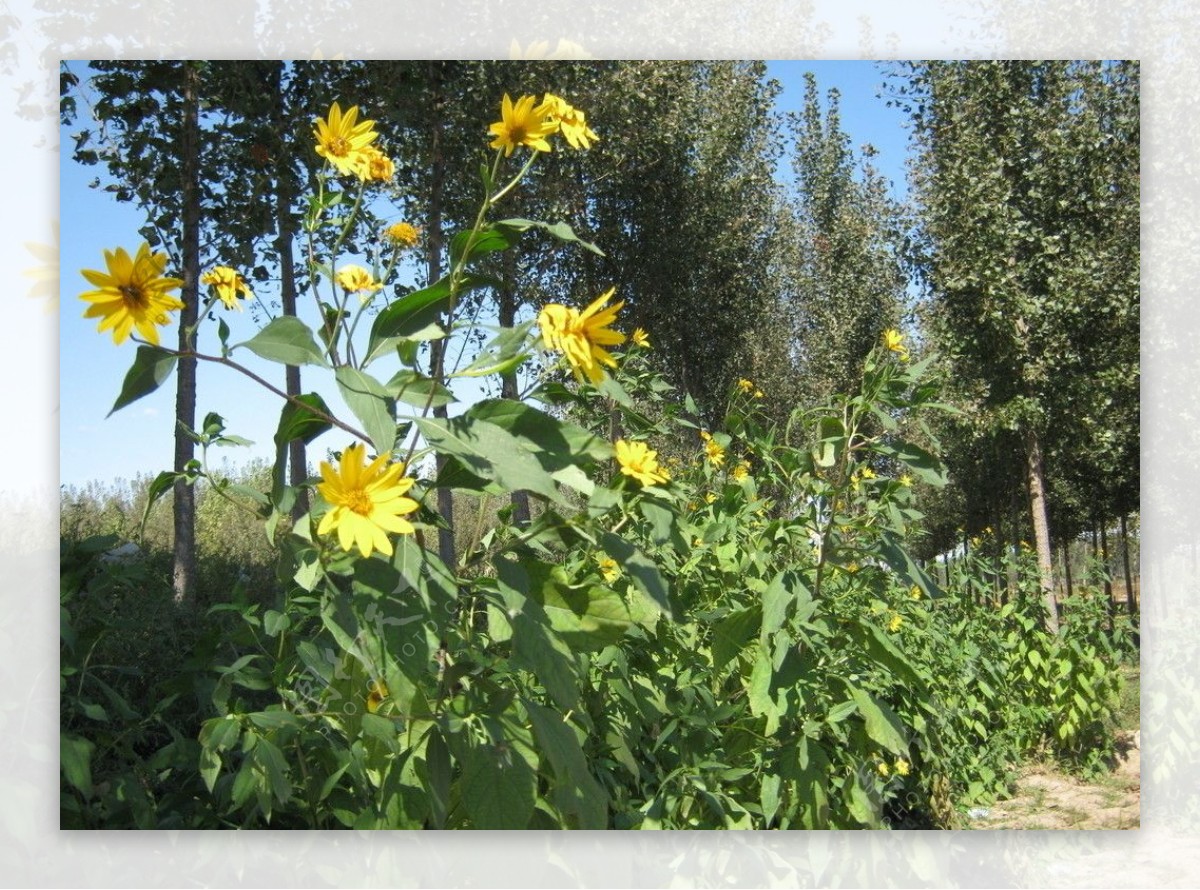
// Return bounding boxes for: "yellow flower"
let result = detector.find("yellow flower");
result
[366,679,389,714]
[79,243,184,346]
[910,585,922,600]
[888,613,904,633]
[754,389,764,399]
[354,145,395,182]
[614,438,670,487]
[385,221,421,248]
[336,265,382,296]
[317,443,419,558]
[699,432,726,468]
[899,473,913,488]
[541,93,598,150]
[705,492,718,504]
[200,265,251,311]
[877,761,890,778]
[631,327,651,348]
[314,102,379,177]
[860,466,876,480]
[488,93,558,156]
[597,555,619,583]
[882,328,909,360]
[538,287,626,384]
[894,758,911,777]
[737,378,754,393]
[732,461,750,481]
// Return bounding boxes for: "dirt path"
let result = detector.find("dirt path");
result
[968,729,1140,829]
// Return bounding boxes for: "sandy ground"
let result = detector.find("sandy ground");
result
[969,729,1140,830]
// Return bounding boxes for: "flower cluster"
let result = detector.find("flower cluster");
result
[488,92,598,156]
[314,102,395,183]
[538,288,626,384]
[201,265,252,311]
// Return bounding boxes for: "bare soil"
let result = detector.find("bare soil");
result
[969,729,1140,830]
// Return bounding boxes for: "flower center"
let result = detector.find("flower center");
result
[345,489,373,516]
[329,136,351,156]
[119,283,148,309]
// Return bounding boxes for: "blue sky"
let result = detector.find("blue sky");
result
[59,60,913,488]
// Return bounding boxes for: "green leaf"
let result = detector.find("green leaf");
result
[460,736,536,829]
[467,398,612,463]
[597,531,675,620]
[529,571,633,651]
[234,316,329,367]
[274,393,334,448]
[109,345,176,416]
[416,414,564,503]
[386,369,456,409]
[139,470,182,534]
[495,218,606,256]
[524,699,609,829]
[878,531,946,600]
[845,682,910,757]
[336,366,397,456]
[711,605,761,673]
[61,734,94,797]
[421,727,452,829]
[873,439,947,486]
[826,700,859,724]
[495,557,580,710]
[450,226,519,267]
[455,323,534,378]
[814,416,845,468]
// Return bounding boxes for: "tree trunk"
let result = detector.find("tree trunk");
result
[1063,539,1074,599]
[1101,519,1114,628]
[173,61,201,607]
[1120,513,1137,618]
[1024,426,1059,633]
[272,62,308,525]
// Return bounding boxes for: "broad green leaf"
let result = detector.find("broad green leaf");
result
[814,416,845,468]
[449,226,519,267]
[109,345,176,415]
[826,700,859,724]
[529,571,633,651]
[711,605,761,673]
[367,273,496,361]
[139,470,182,534]
[235,316,329,367]
[760,773,783,827]
[416,414,564,503]
[421,727,452,829]
[845,682,910,756]
[598,531,674,619]
[61,734,94,797]
[494,218,606,256]
[524,699,609,829]
[495,557,580,710]
[878,531,946,600]
[460,736,536,829]
[455,323,534,378]
[274,392,334,448]
[386,369,456,409]
[335,366,397,456]
[873,439,947,486]
[466,399,612,463]
[747,646,777,730]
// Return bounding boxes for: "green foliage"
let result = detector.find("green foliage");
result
[63,80,1129,830]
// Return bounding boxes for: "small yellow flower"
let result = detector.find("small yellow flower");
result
[385,221,421,248]
[909,585,922,600]
[314,102,379,177]
[754,390,764,399]
[705,492,718,504]
[488,93,558,156]
[597,555,619,583]
[336,265,382,295]
[860,466,877,480]
[882,328,909,360]
[731,460,750,482]
[899,473,913,487]
[79,243,185,346]
[614,439,671,487]
[538,288,626,384]
[888,613,904,633]
[699,431,726,468]
[631,327,651,348]
[201,265,252,311]
[693,537,703,547]
[354,145,395,182]
[317,443,420,558]
[366,679,389,713]
[737,378,754,393]
[541,92,598,150]
[877,761,890,778]
[894,758,911,777]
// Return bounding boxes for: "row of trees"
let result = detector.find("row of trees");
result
[61,60,1138,628]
